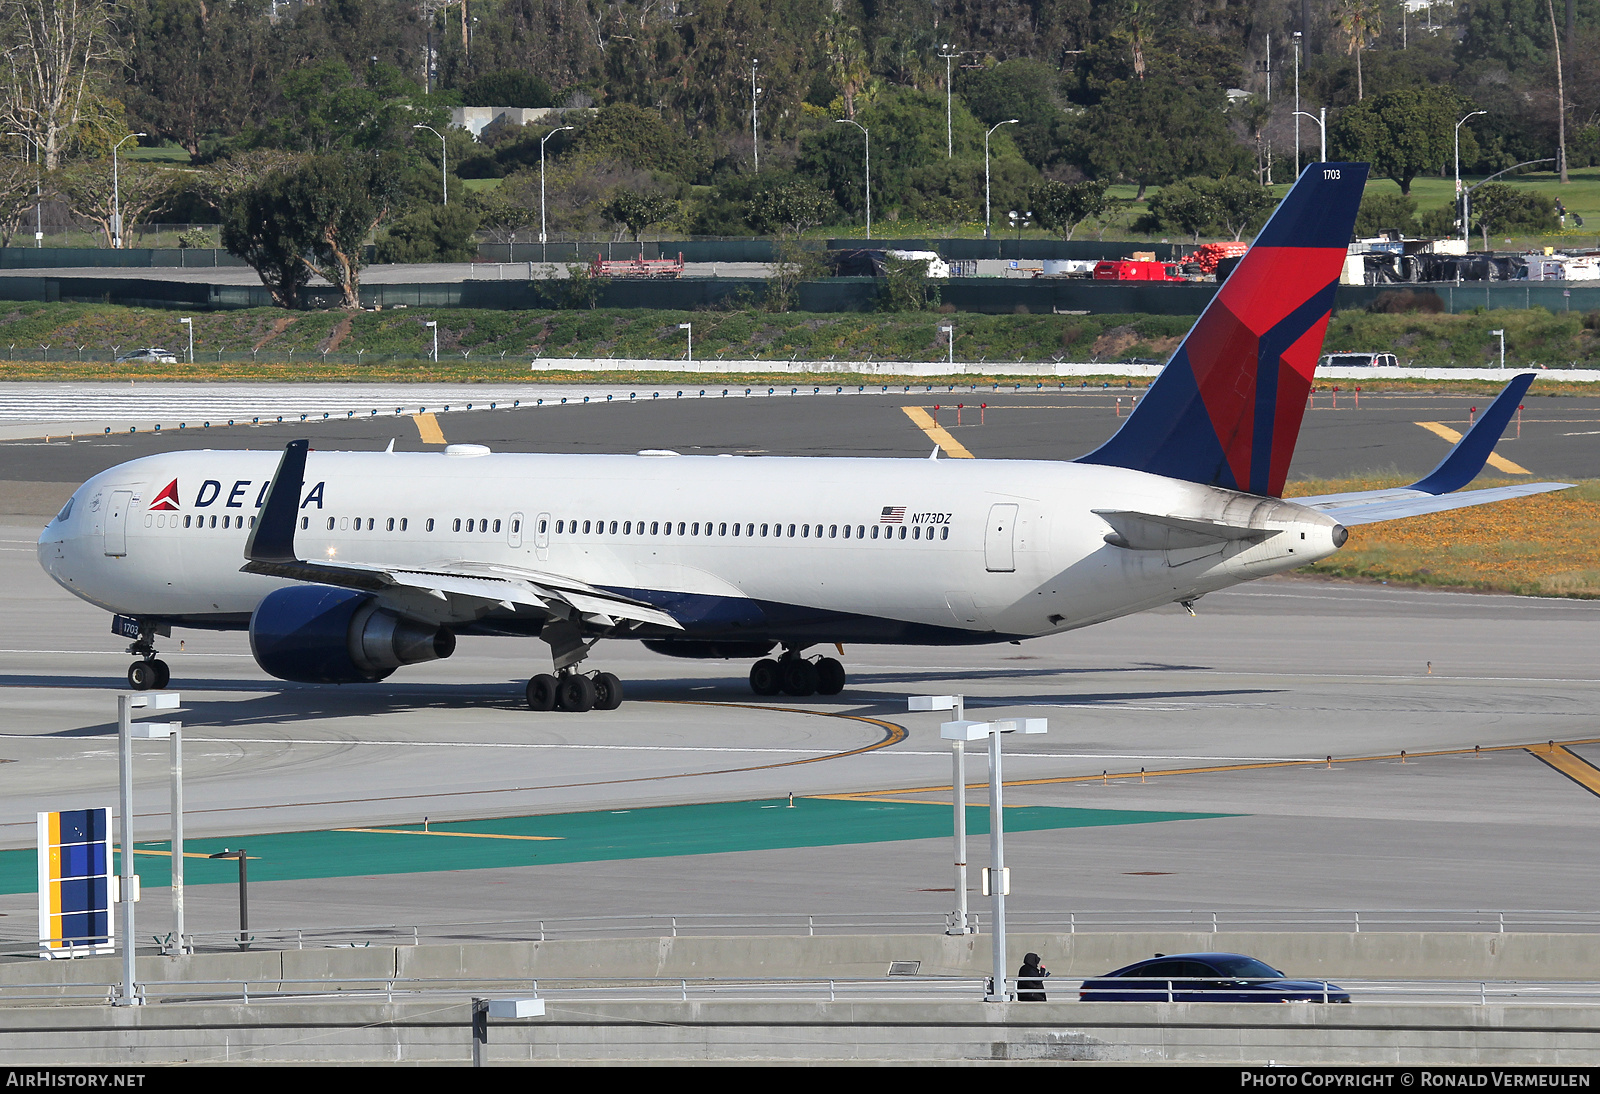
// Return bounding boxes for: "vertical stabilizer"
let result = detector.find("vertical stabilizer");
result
[1076,162,1368,497]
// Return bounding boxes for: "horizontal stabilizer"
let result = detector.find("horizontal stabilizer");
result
[1093,509,1276,551]
[1295,373,1571,525]
[1307,482,1571,526]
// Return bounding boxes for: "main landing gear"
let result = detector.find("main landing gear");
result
[525,670,623,713]
[125,624,170,691]
[749,650,846,698]
[524,620,624,712]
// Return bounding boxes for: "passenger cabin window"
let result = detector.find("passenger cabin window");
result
[453,519,462,532]
[426,518,435,532]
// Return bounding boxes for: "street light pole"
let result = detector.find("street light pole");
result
[751,59,761,173]
[539,125,575,257]
[679,321,692,363]
[1293,109,1325,162]
[426,320,438,362]
[412,124,447,206]
[835,119,870,238]
[940,715,1048,1000]
[910,695,972,934]
[1491,328,1505,370]
[111,133,147,250]
[179,317,192,363]
[985,120,1018,240]
[1456,110,1487,244]
[940,45,959,158]
[1293,32,1302,178]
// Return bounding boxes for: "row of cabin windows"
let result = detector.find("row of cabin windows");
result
[218,514,947,541]
[148,513,257,529]
[553,519,948,541]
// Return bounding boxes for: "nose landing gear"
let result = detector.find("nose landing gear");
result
[749,650,846,697]
[124,624,169,690]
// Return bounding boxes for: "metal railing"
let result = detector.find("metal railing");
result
[9,909,1600,960]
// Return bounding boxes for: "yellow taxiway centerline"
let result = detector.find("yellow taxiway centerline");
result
[902,406,975,458]
[1415,421,1530,474]
[413,412,446,445]
[1527,743,1600,798]
[829,736,1600,802]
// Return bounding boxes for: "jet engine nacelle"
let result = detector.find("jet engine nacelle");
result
[249,584,456,684]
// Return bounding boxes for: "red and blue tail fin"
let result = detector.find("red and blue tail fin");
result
[1076,162,1368,498]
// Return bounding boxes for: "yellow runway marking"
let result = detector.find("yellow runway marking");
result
[413,412,446,445]
[1527,744,1600,798]
[1415,421,1530,475]
[336,827,561,841]
[902,406,974,458]
[127,850,257,859]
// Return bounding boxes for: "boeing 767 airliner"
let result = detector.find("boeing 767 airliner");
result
[36,163,1570,711]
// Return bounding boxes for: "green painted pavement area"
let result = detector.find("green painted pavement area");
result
[0,797,1231,894]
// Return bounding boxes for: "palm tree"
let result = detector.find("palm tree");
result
[1336,0,1384,100]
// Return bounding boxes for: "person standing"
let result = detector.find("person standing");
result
[1017,952,1050,1001]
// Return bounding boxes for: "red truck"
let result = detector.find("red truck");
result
[1093,259,1185,282]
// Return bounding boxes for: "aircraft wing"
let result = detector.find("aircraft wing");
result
[1292,373,1573,525]
[240,440,683,631]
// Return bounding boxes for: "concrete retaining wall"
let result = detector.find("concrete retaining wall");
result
[2,998,1598,1064]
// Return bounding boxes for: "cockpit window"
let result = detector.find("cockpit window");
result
[53,495,74,523]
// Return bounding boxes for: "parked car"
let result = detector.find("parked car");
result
[1318,352,1398,368]
[115,348,178,364]
[1078,952,1350,1003]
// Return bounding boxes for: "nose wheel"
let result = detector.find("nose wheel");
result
[127,658,169,690]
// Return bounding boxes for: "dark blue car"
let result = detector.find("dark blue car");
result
[1078,952,1350,1003]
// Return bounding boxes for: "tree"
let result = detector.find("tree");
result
[221,154,402,309]
[1471,182,1558,247]
[122,0,273,157]
[601,189,679,243]
[0,0,119,168]
[460,70,554,108]
[1334,0,1384,101]
[1331,87,1472,195]
[1030,179,1108,241]
[745,177,836,238]
[1355,191,1419,236]
[0,155,39,246]
[53,158,176,247]
[1078,74,1248,198]
[374,204,480,262]
[1145,176,1273,241]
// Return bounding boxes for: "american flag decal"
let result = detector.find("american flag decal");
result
[880,506,905,523]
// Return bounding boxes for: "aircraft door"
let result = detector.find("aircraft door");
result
[984,503,1018,573]
[104,490,132,557]
[534,511,551,561]
[508,511,524,548]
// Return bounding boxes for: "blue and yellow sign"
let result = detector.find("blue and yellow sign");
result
[37,808,113,957]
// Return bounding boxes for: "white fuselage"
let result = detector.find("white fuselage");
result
[37,447,1345,646]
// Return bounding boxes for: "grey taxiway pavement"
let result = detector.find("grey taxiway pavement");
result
[1,386,1598,937]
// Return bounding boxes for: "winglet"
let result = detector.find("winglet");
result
[1408,373,1536,495]
[244,439,309,564]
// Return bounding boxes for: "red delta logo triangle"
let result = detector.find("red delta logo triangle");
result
[149,479,180,511]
